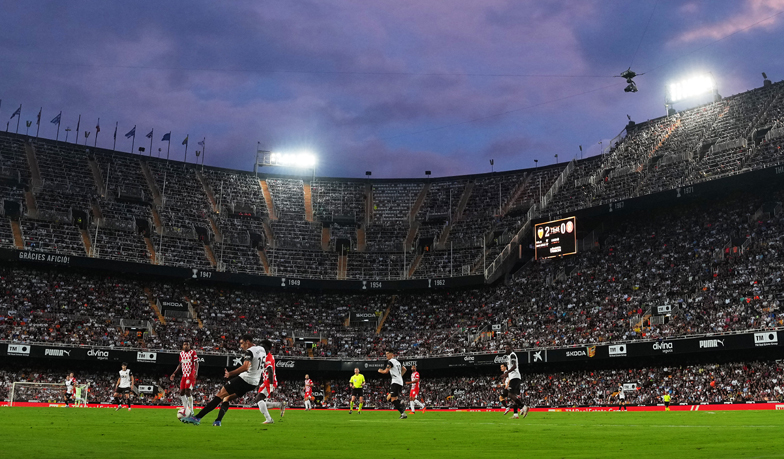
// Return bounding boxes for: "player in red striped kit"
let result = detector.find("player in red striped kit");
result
[170,340,198,417]
[250,339,286,424]
[304,375,314,411]
[405,364,426,414]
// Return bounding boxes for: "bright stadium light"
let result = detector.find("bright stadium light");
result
[666,74,716,103]
[254,145,318,176]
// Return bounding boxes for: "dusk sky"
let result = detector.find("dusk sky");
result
[2,0,783,178]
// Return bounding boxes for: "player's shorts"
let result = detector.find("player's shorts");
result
[508,378,522,395]
[501,389,509,398]
[224,376,256,398]
[258,382,275,397]
[409,389,419,399]
[664,401,670,408]
[304,390,313,398]
[180,375,195,391]
[116,387,132,394]
[351,388,364,397]
[389,383,403,398]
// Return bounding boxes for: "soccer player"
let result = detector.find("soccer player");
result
[501,344,529,419]
[617,385,627,411]
[113,362,134,411]
[182,334,265,426]
[378,349,407,419]
[304,374,314,411]
[348,367,365,414]
[170,340,198,417]
[498,364,512,415]
[250,339,286,424]
[65,372,76,408]
[663,392,671,411]
[405,364,425,414]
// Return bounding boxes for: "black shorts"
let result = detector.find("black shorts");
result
[508,378,521,395]
[389,383,403,398]
[116,387,132,394]
[664,401,670,407]
[501,389,509,398]
[224,376,257,398]
[351,388,364,397]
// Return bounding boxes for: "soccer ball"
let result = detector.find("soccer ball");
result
[176,408,188,421]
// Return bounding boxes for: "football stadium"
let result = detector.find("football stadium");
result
[2,1,784,458]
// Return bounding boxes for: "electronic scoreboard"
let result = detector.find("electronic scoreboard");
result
[534,216,577,259]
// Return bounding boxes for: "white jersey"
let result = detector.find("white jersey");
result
[238,345,266,385]
[385,358,404,386]
[618,388,626,400]
[65,376,76,394]
[118,369,132,388]
[506,352,521,380]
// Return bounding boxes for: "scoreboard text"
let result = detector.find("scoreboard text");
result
[534,216,577,259]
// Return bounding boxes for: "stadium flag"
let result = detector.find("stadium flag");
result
[113,122,118,150]
[126,125,137,153]
[183,134,189,163]
[75,115,81,144]
[146,129,153,156]
[198,138,206,169]
[162,132,171,159]
[36,107,42,137]
[52,111,62,141]
[11,104,21,133]
[94,118,100,147]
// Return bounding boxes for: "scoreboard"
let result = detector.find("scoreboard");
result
[534,216,577,259]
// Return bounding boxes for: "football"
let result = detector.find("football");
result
[176,408,188,421]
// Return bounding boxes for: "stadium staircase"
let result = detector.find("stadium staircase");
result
[140,161,162,205]
[321,226,330,251]
[24,142,42,188]
[182,296,204,328]
[404,221,420,251]
[10,220,24,249]
[204,244,218,268]
[410,183,430,220]
[337,254,347,279]
[259,179,277,220]
[356,225,366,252]
[144,237,157,264]
[364,183,373,225]
[407,252,424,278]
[195,171,219,212]
[436,181,474,248]
[262,220,275,247]
[79,229,93,257]
[24,190,38,218]
[207,216,223,243]
[257,248,271,274]
[150,208,164,234]
[502,173,532,215]
[303,182,314,222]
[144,287,167,325]
[88,157,106,196]
[375,295,396,334]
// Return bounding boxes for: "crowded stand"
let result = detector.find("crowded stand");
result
[3,360,782,408]
[312,179,366,222]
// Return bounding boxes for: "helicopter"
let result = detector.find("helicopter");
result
[616,68,644,93]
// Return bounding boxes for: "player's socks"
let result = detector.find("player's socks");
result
[195,396,222,419]
[358,402,363,412]
[350,401,354,411]
[181,395,188,412]
[410,401,415,413]
[258,400,273,422]
[393,400,405,414]
[215,401,230,422]
[305,400,311,410]
[188,396,195,415]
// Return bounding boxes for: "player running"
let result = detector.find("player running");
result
[348,367,365,414]
[304,374,314,411]
[501,344,529,419]
[250,339,286,424]
[498,364,512,415]
[113,362,134,411]
[378,349,407,419]
[170,340,198,417]
[405,364,425,414]
[65,372,76,408]
[617,385,627,411]
[182,334,265,427]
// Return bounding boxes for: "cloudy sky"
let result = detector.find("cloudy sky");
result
[2,0,783,178]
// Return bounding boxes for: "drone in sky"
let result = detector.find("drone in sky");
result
[616,68,644,93]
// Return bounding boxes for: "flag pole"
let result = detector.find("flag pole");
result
[113,122,118,150]
[56,111,62,141]
[75,114,81,144]
[149,129,153,156]
[130,125,136,153]
[16,105,21,134]
[167,135,171,160]
[184,134,188,164]
[95,118,100,147]
[201,137,206,171]
[36,108,42,137]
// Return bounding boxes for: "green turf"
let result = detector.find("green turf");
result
[1,408,783,458]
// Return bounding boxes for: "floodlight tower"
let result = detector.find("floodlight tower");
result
[665,73,720,116]
[254,144,317,179]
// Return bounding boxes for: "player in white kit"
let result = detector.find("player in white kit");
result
[378,349,407,419]
[113,362,134,411]
[501,344,529,419]
[183,334,265,426]
[250,339,286,424]
[65,373,76,408]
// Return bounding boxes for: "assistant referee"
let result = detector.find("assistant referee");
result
[349,367,365,414]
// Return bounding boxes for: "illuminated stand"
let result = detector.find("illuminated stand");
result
[665,74,721,116]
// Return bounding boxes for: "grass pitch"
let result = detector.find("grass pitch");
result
[1,408,783,458]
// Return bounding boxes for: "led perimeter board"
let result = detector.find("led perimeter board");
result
[534,216,577,259]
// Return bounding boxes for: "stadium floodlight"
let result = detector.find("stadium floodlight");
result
[255,146,318,175]
[666,74,716,104]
